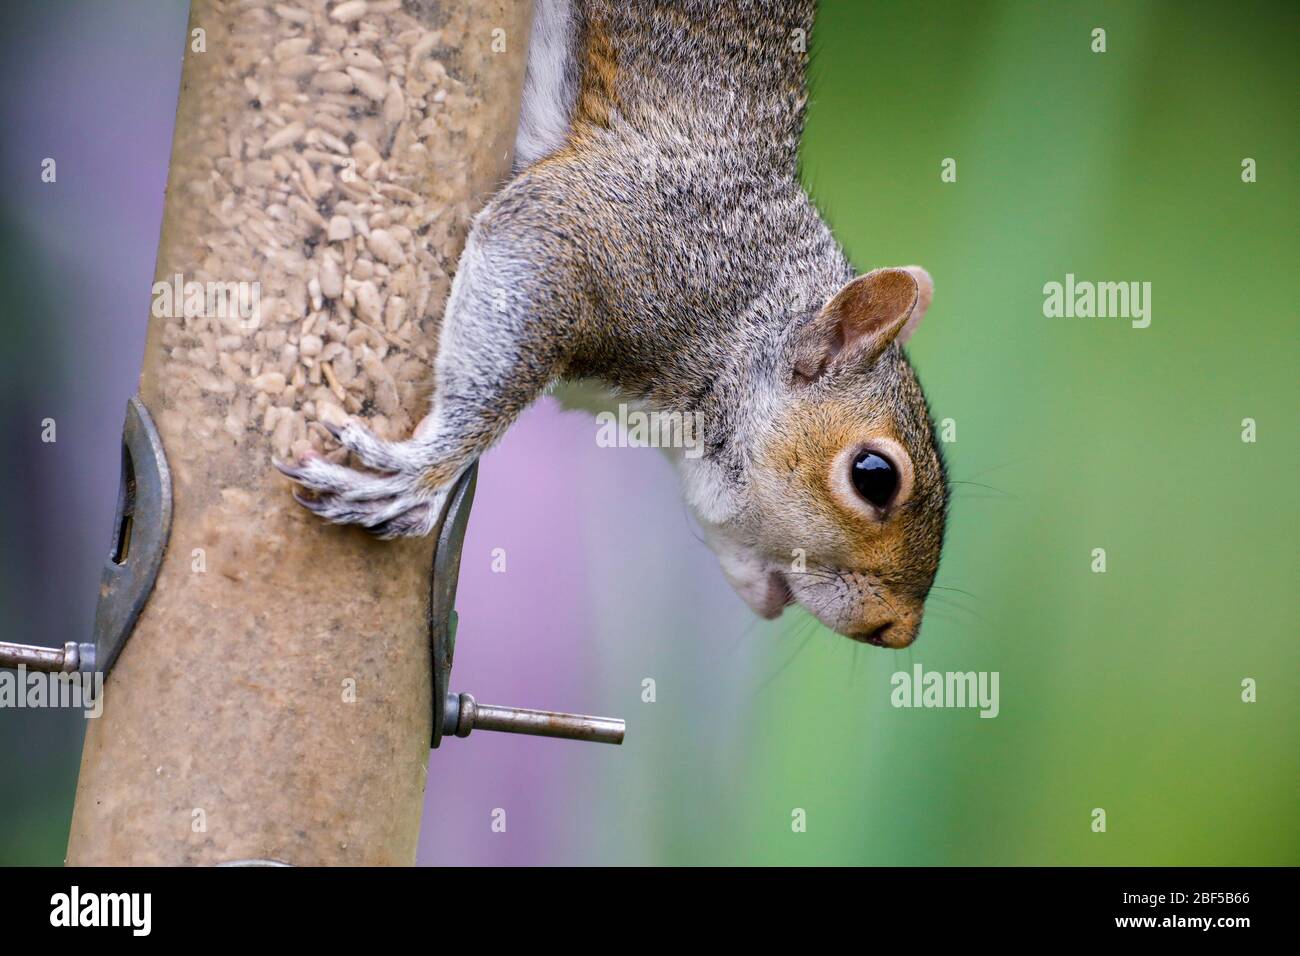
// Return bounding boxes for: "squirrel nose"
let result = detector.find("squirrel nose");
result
[852,619,917,648]
[861,623,893,646]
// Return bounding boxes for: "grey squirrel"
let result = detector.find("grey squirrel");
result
[278,0,950,648]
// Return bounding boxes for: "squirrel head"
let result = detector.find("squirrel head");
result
[686,266,949,648]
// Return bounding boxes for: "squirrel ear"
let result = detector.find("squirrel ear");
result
[791,267,932,383]
[822,267,920,362]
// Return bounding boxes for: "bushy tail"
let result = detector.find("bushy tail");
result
[514,0,579,168]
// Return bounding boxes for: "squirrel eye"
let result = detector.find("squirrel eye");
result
[850,451,898,508]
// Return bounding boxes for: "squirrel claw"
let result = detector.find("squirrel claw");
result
[275,427,450,539]
[272,458,302,480]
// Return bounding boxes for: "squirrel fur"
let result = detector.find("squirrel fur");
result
[279,0,950,647]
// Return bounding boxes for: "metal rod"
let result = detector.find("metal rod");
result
[0,641,73,673]
[475,703,626,744]
[449,693,625,745]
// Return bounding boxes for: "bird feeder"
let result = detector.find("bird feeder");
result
[0,0,623,867]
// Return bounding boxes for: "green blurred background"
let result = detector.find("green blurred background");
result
[745,0,1299,864]
[1,0,1295,865]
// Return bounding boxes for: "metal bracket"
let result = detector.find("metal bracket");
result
[92,396,173,674]
[429,463,477,747]
[0,396,171,676]
[428,462,625,748]
[4,399,620,750]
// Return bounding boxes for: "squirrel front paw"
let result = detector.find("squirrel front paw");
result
[274,420,448,539]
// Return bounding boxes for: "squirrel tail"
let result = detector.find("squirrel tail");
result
[514,1,817,170]
[514,0,580,169]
